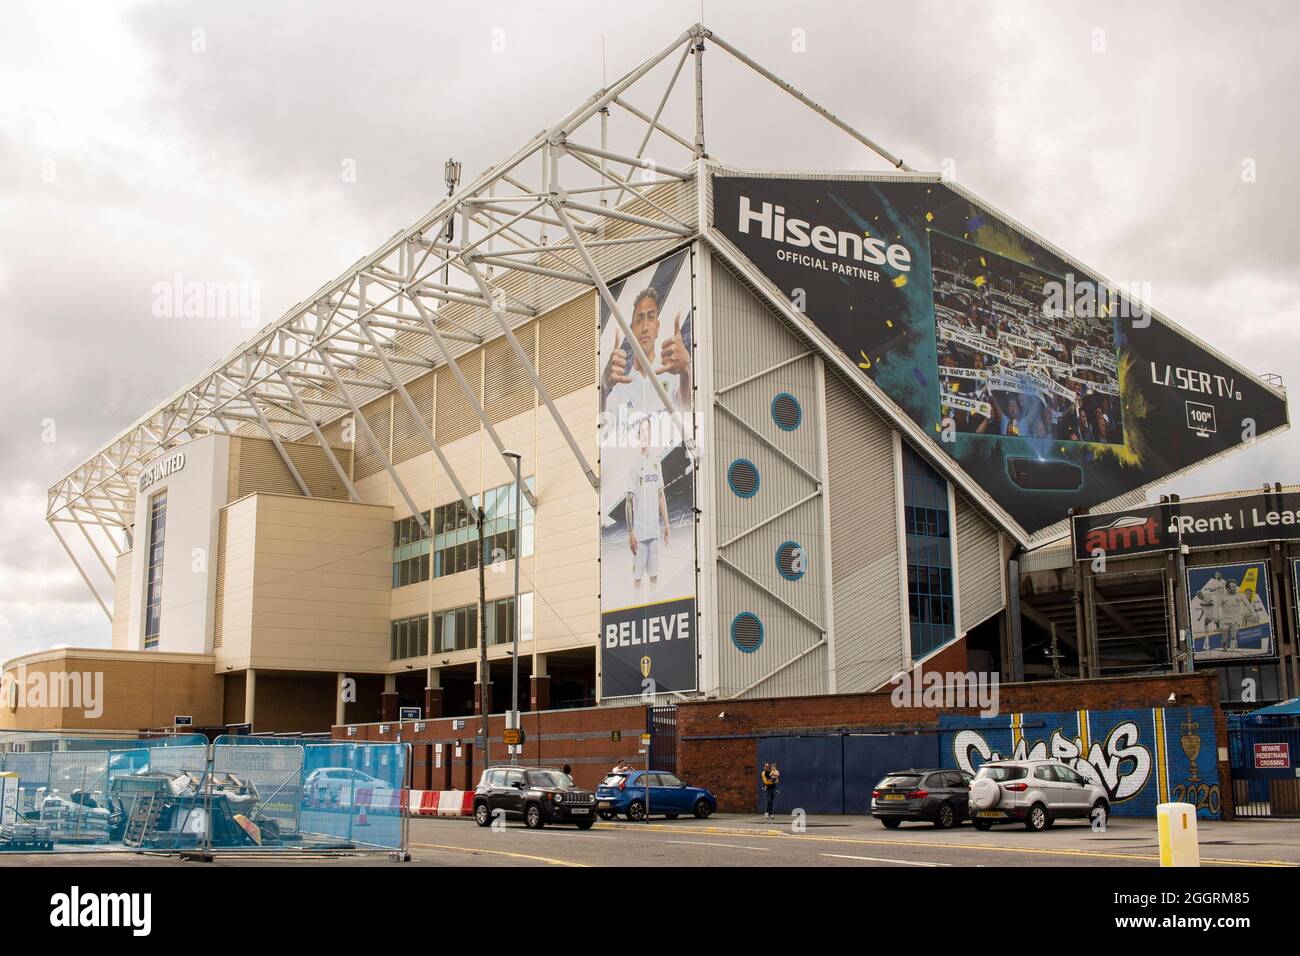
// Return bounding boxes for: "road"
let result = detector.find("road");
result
[4,815,1299,867]
[403,814,1300,868]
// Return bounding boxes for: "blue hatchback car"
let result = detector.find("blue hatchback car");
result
[595,770,716,821]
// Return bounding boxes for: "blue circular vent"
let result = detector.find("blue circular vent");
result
[727,459,760,498]
[771,392,802,431]
[776,540,806,581]
[731,613,764,653]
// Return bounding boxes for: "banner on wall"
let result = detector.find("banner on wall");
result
[939,706,1221,817]
[713,174,1289,537]
[1186,561,1275,660]
[598,248,698,699]
[1071,490,1300,560]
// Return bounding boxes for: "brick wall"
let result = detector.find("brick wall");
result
[334,704,651,792]
[677,672,1231,816]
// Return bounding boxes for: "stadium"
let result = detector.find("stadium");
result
[3,23,1291,741]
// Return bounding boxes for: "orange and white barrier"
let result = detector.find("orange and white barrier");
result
[405,789,473,817]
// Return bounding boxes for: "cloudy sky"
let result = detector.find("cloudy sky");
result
[2,0,1297,661]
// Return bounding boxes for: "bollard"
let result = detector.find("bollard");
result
[1156,802,1200,867]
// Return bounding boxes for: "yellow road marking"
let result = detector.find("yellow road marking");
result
[411,842,588,867]
[593,823,1296,867]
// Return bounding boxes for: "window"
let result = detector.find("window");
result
[431,478,535,578]
[392,512,431,588]
[390,614,429,660]
[902,443,955,660]
[975,764,1026,781]
[432,594,533,651]
[1034,766,1055,782]
[658,773,683,788]
[143,490,167,650]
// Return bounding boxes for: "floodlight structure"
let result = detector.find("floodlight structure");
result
[46,23,917,621]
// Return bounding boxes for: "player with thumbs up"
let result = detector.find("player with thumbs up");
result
[601,286,693,419]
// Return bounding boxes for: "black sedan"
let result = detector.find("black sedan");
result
[473,766,597,829]
[871,769,973,829]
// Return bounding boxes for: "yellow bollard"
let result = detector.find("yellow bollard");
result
[1156,802,1200,867]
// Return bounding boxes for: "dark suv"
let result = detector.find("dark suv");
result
[473,766,597,830]
[871,768,973,828]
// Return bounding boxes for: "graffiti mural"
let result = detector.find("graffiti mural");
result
[939,706,1220,818]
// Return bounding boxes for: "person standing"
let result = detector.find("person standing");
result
[761,762,780,820]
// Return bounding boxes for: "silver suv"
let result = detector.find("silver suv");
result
[967,759,1109,832]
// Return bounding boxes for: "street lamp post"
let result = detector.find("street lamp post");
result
[503,450,523,763]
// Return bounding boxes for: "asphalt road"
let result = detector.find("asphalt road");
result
[403,815,1300,868]
[4,815,1299,867]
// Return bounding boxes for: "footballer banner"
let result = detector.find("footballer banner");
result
[1071,490,1300,560]
[598,248,698,698]
[712,174,1289,536]
[1186,561,1275,660]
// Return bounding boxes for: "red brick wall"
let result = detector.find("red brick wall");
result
[677,672,1230,816]
[333,704,651,792]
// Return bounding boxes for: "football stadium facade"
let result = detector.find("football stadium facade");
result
[5,24,1291,733]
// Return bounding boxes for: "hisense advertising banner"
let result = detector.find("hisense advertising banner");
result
[597,248,698,699]
[1186,561,1275,660]
[712,174,1289,536]
[1070,490,1300,560]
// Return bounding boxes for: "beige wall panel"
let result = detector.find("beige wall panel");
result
[111,550,134,650]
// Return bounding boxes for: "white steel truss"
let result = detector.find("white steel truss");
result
[46,23,916,620]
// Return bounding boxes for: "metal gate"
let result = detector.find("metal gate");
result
[647,706,677,775]
[1228,723,1300,818]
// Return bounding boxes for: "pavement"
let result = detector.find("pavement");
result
[4,814,1300,867]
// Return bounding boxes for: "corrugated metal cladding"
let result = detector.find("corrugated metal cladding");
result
[391,370,435,466]
[353,395,393,480]
[233,437,353,500]
[483,321,537,423]
[434,353,482,445]
[213,510,227,649]
[954,490,1006,631]
[824,371,906,693]
[711,259,828,699]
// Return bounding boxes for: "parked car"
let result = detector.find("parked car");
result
[871,769,972,828]
[302,768,396,807]
[473,766,597,829]
[594,770,716,821]
[966,759,1109,832]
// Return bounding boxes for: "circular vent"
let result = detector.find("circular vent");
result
[771,392,802,431]
[776,540,806,581]
[731,612,764,653]
[727,459,760,498]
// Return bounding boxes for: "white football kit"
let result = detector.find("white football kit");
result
[628,453,665,580]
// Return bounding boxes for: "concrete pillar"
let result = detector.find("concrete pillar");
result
[530,653,549,711]
[383,673,397,693]
[244,668,256,729]
[335,672,347,727]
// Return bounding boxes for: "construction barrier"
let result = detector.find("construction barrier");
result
[406,789,473,817]
[0,731,409,856]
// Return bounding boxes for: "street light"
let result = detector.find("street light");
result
[503,449,523,763]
